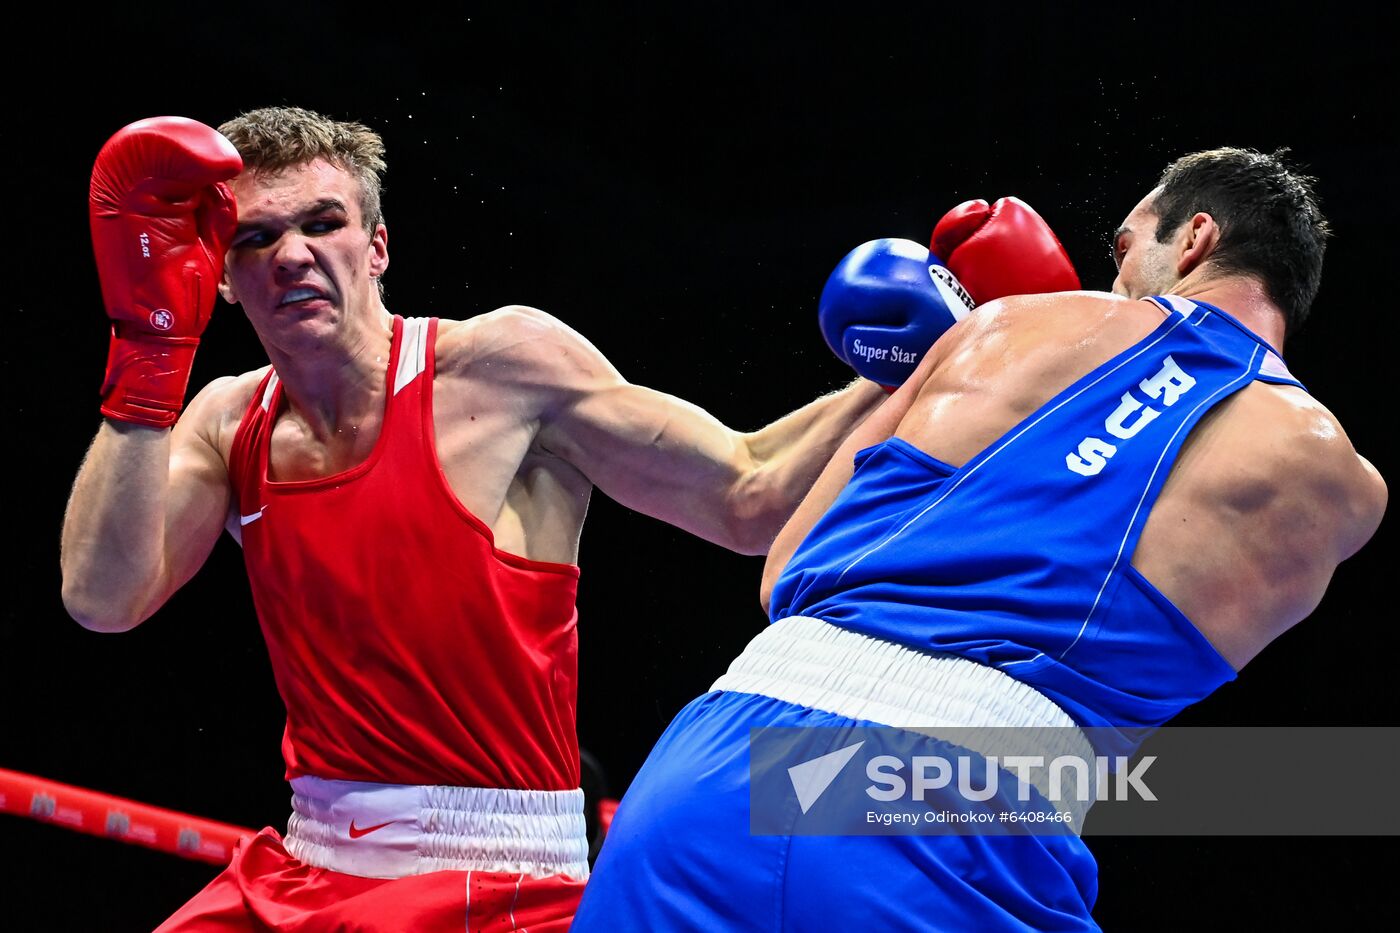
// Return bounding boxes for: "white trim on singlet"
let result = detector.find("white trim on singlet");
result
[394,317,431,395]
[257,316,425,408]
[1151,294,1197,317]
[233,321,428,540]
[239,374,281,528]
[1259,349,1295,383]
[260,372,280,412]
[1151,296,1299,385]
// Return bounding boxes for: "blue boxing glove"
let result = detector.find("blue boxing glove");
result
[818,238,975,388]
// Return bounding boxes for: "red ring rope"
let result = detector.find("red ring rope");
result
[0,766,255,864]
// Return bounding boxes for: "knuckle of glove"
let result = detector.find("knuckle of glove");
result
[930,199,991,259]
[90,117,239,330]
[88,116,238,426]
[110,116,243,183]
[90,117,242,214]
[939,196,1079,304]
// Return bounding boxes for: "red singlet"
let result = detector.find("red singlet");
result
[228,316,581,791]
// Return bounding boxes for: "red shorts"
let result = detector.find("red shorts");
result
[155,828,585,932]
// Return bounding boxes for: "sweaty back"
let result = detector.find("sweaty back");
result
[768,295,1306,749]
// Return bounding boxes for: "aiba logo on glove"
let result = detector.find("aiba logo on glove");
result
[149,309,175,331]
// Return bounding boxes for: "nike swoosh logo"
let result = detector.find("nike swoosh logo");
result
[348,819,396,839]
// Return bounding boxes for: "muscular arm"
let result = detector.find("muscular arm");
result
[60,379,239,632]
[759,327,957,611]
[1127,383,1389,669]
[496,307,887,555]
[1343,454,1387,559]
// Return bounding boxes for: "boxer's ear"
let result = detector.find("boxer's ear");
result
[1176,212,1221,276]
[218,269,238,305]
[368,223,389,278]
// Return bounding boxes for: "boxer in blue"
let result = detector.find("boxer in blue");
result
[572,149,1387,931]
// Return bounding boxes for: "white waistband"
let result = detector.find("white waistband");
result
[711,616,1097,822]
[284,776,590,880]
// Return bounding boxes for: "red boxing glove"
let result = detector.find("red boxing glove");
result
[930,197,1079,306]
[89,117,243,428]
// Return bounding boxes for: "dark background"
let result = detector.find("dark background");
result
[4,5,1394,930]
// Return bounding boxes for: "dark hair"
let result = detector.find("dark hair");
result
[218,106,387,232]
[1154,147,1328,337]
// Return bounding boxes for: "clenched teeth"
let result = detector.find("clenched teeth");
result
[280,288,323,305]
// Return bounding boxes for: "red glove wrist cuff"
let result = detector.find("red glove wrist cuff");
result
[100,330,201,429]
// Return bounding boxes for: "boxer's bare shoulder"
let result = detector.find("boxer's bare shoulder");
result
[1134,372,1386,667]
[431,303,622,452]
[902,292,1163,466]
[426,308,602,562]
[433,305,613,392]
[179,366,275,463]
[1217,382,1386,556]
[939,291,1164,378]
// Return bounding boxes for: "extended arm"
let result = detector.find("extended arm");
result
[758,334,951,610]
[511,308,886,554]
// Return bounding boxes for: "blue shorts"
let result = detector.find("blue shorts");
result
[573,690,1100,932]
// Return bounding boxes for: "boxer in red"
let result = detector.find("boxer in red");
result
[60,108,899,931]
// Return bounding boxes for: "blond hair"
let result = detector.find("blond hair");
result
[219,106,387,232]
